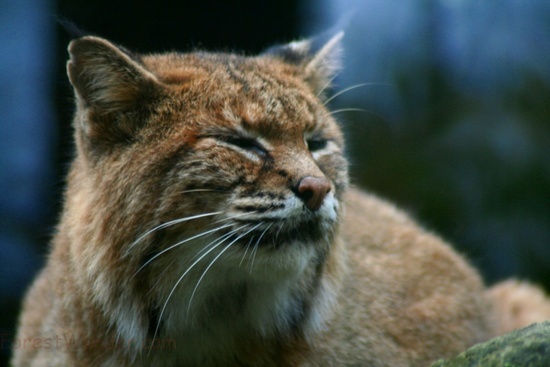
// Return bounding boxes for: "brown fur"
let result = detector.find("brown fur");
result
[12,34,550,366]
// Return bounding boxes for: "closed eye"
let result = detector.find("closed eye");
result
[221,136,268,156]
[306,139,328,152]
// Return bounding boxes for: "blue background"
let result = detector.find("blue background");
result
[1,0,549,364]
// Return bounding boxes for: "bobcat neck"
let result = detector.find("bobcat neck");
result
[154,246,343,366]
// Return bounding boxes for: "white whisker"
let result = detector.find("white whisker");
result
[186,223,261,314]
[210,211,256,226]
[148,224,249,353]
[316,71,343,98]
[249,223,272,272]
[125,211,224,255]
[329,107,387,121]
[189,225,245,262]
[147,256,178,297]
[274,222,284,244]
[322,83,372,106]
[328,108,368,116]
[239,233,257,267]
[132,223,233,278]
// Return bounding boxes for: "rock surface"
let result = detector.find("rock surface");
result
[431,321,550,367]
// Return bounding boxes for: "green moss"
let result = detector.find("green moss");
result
[431,322,550,367]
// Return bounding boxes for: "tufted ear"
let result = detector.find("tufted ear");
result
[263,31,344,96]
[67,36,161,144]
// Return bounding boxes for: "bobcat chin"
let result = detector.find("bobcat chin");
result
[12,32,550,366]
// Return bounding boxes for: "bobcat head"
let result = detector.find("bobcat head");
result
[63,32,348,359]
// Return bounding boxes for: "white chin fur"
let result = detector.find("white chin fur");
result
[137,194,339,361]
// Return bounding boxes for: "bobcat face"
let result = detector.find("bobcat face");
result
[70,41,346,261]
[143,60,348,300]
[64,35,348,352]
[151,58,348,255]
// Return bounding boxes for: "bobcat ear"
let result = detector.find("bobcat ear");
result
[67,36,161,144]
[264,31,344,95]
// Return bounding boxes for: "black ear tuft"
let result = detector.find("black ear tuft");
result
[56,17,89,39]
[263,31,344,95]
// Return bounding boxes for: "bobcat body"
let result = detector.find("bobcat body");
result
[12,33,550,366]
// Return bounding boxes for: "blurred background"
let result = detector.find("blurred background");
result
[1,0,549,364]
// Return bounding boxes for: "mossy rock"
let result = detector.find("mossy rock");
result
[431,321,550,367]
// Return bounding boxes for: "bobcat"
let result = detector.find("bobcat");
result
[12,32,550,366]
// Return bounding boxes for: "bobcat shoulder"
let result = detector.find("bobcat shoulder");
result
[12,33,550,366]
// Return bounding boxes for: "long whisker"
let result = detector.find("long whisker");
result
[147,256,178,297]
[186,223,261,314]
[131,212,253,261]
[249,223,272,272]
[274,222,285,243]
[148,224,249,353]
[322,83,372,106]
[329,107,387,121]
[239,233,257,267]
[210,211,255,226]
[189,225,244,262]
[132,223,233,278]
[316,71,343,98]
[125,211,224,255]
[328,108,368,116]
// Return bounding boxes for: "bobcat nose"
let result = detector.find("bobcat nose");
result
[295,176,331,212]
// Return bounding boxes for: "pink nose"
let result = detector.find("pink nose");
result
[296,176,331,211]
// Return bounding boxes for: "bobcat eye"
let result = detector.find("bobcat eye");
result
[223,136,268,156]
[306,139,328,152]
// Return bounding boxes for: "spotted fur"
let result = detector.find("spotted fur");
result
[12,33,550,366]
